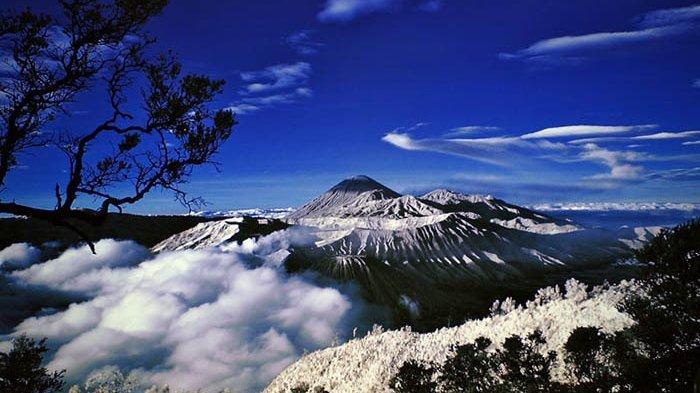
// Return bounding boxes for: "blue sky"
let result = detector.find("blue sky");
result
[3,0,700,213]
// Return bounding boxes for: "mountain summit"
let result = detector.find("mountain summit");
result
[328,175,400,197]
[287,175,401,219]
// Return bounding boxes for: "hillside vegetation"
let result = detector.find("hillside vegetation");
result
[267,219,699,393]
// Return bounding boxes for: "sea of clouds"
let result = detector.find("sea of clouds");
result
[0,229,377,392]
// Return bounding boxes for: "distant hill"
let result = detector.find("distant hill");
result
[0,213,218,250]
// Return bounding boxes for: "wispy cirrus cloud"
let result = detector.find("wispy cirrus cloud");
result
[521,124,655,139]
[569,130,700,143]
[285,30,324,55]
[225,88,313,115]
[225,63,313,115]
[382,122,699,188]
[501,4,700,64]
[382,131,563,166]
[443,125,500,137]
[637,4,700,28]
[502,25,686,60]
[646,166,700,181]
[683,140,700,146]
[318,0,400,22]
[693,79,700,88]
[317,0,443,22]
[240,62,311,94]
[633,130,700,140]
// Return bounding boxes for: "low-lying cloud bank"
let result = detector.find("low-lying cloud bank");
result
[0,242,40,269]
[2,229,373,392]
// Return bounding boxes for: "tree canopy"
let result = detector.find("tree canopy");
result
[0,0,237,251]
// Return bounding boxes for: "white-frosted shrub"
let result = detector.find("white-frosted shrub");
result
[265,279,638,393]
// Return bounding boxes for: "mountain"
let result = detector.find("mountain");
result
[281,176,643,326]
[154,175,647,327]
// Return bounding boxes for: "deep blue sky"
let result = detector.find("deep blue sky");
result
[3,0,700,213]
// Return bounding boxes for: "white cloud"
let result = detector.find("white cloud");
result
[512,26,684,58]
[567,136,630,144]
[580,143,649,181]
[12,239,150,294]
[318,0,400,22]
[223,103,260,115]
[683,140,700,146]
[444,125,500,136]
[638,4,700,28]
[382,132,420,150]
[227,63,314,115]
[383,122,699,188]
[387,122,430,134]
[7,231,370,393]
[647,166,700,181]
[381,132,560,166]
[242,87,313,106]
[501,4,699,63]
[286,30,324,55]
[694,79,700,88]
[241,62,311,94]
[633,130,700,140]
[0,243,40,269]
[521,125,654,139]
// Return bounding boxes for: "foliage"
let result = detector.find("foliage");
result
[0,335,64,393]
[617,219,700,392]
[290,384,330,393]
[438,338,494,392]
[495,331,560,392]
[390,360,438,393]
[68,365,138,393]
[0,0,237,252]
[563,326,625,392]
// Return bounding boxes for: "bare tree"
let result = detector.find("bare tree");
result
[0,0,237,252]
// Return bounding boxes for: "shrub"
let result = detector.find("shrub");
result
[390,360,438,393]
[0,335,64,393]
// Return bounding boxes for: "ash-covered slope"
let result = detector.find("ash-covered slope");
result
[265,279,637,393]
[152,217,288,252]
[421,189,581,234]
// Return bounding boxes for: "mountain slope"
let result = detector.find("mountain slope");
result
[265,279,637,393]
[152,217,289,252]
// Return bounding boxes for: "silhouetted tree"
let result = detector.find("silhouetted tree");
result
[617,219,700,392]
[439,337,495,393]
[563,326,627,392]
[390,360,438,393]
[494,331,560,393]
[0,0,237,252]
[0,335,64,393]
